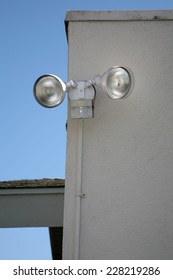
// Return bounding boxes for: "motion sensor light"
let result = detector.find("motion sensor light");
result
[33,66,134,118]
[33,74,66,108]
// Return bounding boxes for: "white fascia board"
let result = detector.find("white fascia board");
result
[0,188,64,228]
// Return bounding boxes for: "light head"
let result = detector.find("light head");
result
[93,66,134,100]
[33,74,66,108]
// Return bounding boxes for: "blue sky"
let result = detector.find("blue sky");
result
[0,0,173,260]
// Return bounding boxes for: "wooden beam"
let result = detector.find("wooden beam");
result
[49,227,63,260]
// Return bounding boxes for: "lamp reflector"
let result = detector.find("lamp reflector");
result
[33,74,66,108]
[105,67,133,99]
[93,66,134,99]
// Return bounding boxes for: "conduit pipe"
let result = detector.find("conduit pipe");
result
[74,119,84,259]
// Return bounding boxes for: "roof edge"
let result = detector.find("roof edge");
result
[65,10,173,22]
[65,10,173,39]
[0,178,65,189]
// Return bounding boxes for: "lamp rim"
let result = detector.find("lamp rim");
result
[33,74,66,108]
[103,66,135,100]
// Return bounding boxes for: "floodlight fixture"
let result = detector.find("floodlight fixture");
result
[33,66,134,118]
[33,74,66,108]
[91,66,134,100]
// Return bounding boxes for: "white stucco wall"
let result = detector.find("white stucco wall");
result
[63,10,173,259]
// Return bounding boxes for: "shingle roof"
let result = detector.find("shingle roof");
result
[0,178,65,189]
